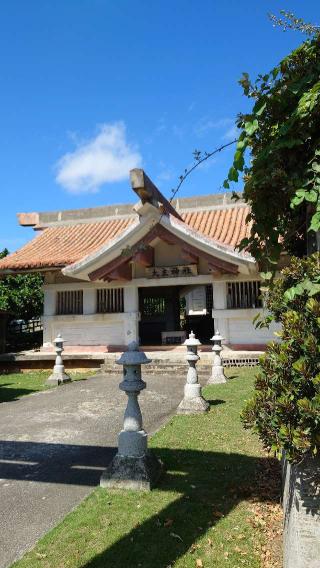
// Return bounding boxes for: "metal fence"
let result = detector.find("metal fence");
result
[6,318,43,351]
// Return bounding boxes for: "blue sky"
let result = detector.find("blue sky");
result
[0,0,318,250]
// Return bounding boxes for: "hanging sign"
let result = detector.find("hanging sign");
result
[186,286,207,315]
[146,264,198,279]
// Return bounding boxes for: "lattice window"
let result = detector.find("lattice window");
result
[206,284,213,313]
[226,281,262,309]
[97,288,124,313]
[56,290,83,315]
[142,296,166,317]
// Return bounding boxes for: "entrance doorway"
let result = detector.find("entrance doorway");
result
[139,286,181,345]
[138,284,214,345]
[185,284,214,343]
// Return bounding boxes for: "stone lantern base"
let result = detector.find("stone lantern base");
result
[100,451,163,491]
[177,383,209,414]
[207,367,227,385]
[46,367,71,386]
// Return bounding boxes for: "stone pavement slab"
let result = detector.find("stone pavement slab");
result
[0,373,186,568]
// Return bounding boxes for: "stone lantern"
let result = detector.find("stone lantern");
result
[207,330,227,384]
[100,341,162,491]
[177,331,209,414]
[46,333,71,385]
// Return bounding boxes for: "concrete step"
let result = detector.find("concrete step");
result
[99,362,212,377]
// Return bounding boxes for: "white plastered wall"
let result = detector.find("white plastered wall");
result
[42,272,279,348]
[212,281,280,346]
[42,283,139,347]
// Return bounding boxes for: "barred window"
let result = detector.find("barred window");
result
[56,290,83,315]
[97,288,124,313]
[142,296,166,317]
[226,281,262,309]
[205,284,213,313]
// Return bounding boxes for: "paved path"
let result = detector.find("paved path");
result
[0,373,186,568]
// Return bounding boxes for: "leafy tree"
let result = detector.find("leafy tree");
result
[268,10,320,37]
[0,248,9,259]
[0,249,43,320]
[221,17,320,463]
[225,32,320,266]
[242,254,320,462]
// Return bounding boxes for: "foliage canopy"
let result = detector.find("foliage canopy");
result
[268,10,320,37]
[0,249,43,320]
[225,34,320,265]
[242,254,320,462]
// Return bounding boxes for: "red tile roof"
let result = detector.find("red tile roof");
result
[0,205,251,271]
[181,206,251,248]
[0,218,135,270]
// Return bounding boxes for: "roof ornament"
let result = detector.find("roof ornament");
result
[130,169,183,221]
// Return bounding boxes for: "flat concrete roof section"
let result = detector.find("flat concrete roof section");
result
[18,192,244,228]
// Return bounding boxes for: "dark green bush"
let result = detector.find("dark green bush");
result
[242,253,320,462]
[0,248,43,321]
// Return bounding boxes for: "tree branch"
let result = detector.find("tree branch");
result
[168,139,237,205]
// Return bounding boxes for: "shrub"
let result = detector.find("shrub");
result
[242,253,320,462]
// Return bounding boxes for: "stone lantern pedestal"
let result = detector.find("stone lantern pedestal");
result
[177,331,209,414]
[46,334,71,386]
[207,330,227,384]
[100,341,163,491]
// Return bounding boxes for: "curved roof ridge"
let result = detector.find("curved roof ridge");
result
[168,214,253,262]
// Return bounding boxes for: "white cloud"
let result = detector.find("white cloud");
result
[223,125,238,141]
[194,117,234,137]
[155,116,167,133]
[55,122,142,194]
[155,165,175,185]
[172,124,185,140]
[157,169,173,182]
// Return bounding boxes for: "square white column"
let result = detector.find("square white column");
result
[124,287,139,344]
[212,281,229,343]
[83,288,96,315]
[43,287,56,316]
[42,287,56,346]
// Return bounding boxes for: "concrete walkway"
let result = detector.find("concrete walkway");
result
[0,373,186,568]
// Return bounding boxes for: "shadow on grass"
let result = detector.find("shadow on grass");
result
[225,374,239,380]
[0,384,40,403]
[0,438,280,568]
[82,448,280,568]
[206,398,226,407]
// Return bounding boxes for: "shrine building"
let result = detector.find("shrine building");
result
[0,169,279,350]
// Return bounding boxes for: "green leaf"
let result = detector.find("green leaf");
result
[254,100,266,117]
[260,272,273,281]
[228,166,239,182]
[309,211,320,232]
[236,138,248,150]
[307,283,320,297]
[266,257,279,265]
[252,312,262,325]
[233,152,244,171]
[305,190,318,202]
[245,119,258,136]
[284,286,297,302]
[291,195,304,207]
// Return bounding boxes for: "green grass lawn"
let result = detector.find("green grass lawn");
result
[0,370,96,403]
[11,368,281,568]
